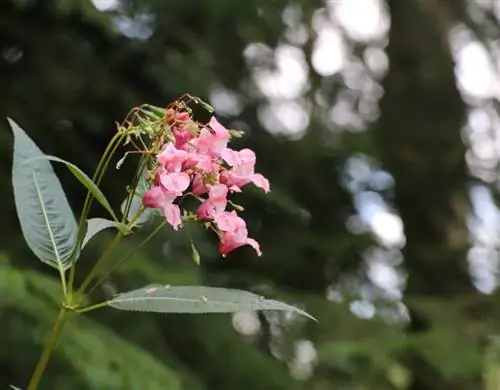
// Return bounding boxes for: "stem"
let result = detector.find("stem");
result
[76,206,146,296]
[121,154,148,225]
[86,221,166,296]
[73,301,109,314]
[68,132,125,294]
[76,232,124,296]
[27,307,68,390]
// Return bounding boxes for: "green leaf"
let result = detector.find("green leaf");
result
[107,284,317,320]
[82,218,127,248]
[9,118,78,271]
[26,155,118,222]
[9,386,22,390]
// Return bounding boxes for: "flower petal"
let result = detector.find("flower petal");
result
[163,204,182,230]
[159,172,190,194]
[251,173,270,193]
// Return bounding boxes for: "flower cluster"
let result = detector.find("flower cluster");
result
[141,110,269,257]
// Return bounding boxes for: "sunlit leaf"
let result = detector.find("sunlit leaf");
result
[107,284,317,320]
[9,118,78,271]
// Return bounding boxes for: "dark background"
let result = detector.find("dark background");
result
[2,0,500,389]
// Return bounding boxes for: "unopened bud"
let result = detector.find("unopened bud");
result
[229,201,245,212]
[229,130,245,138]
[144,104,166,118]
[139,108,163,121]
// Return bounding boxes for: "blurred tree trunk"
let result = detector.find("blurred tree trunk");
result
[375,0,475,388]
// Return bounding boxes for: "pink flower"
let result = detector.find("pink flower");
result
[173,129,194,149]
[215,211,262,256]
[221,148,270,193]
[192,173,209,196]
[196,184,228,220]
[159,171,190,195]
[196,116,230,158]
[142,186,182,230]
[157,143,188,172]
[208,116,230,154]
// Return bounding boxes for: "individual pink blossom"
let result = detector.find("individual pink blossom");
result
[173,129,194,149]
[191,153,213,172]
[196,116,230,158]
[142,186,182,230]
[159,171,190,195]
[196,184,228,221]
[157,143,188,172]
[221,148,270,193]
[192,173,209,196]
[215,211,262,256]
[208,116,231,155]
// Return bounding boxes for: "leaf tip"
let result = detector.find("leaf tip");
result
[6,117,21,135]
[297,309,318,323]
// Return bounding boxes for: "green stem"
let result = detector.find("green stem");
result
[121,154,148,225]
[27,307,68,390]
[68,132,125,295]
[86,221,167,296]
[76,232,124,296]
[76,206,146,296]
[73,301,109,314]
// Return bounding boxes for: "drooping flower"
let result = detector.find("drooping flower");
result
[142,186,182,230]
[196,184,228,221]
[221,148,270,193]
[215,211,262,256]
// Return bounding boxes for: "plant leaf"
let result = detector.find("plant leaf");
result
[9,386,22,390]
[107,284,317,321]
[82,218,127,248]
[9,118,78,271]
[26,155,118,222]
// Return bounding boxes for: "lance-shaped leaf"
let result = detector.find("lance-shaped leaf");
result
[82,218,128,248]
[25,155,118,222]
[10,118,78,271]
[9,386,22,390]
[107,284,316,321]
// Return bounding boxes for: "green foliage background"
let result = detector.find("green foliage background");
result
[2,0,500,389]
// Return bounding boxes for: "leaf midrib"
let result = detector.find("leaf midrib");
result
[31,169,64,272]
[110,296,263,305]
